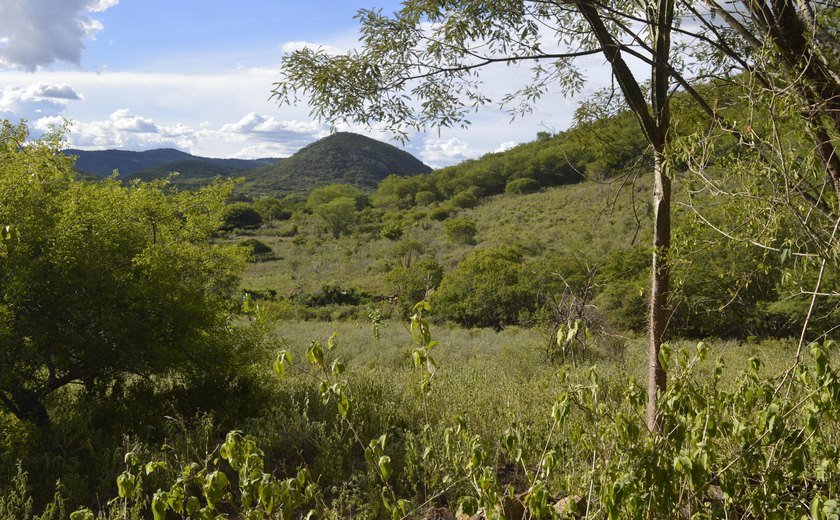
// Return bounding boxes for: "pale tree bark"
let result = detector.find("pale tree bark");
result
[578,0,674,432]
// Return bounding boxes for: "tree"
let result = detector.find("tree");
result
[434,246,537,329]
[275,0,678,430]
[0,122,252,427]
[315,196,358,238]
[306,183,370,210]
[222,202,263,230]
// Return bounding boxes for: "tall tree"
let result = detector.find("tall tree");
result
[0,122,253,427]
[275,0,679,430]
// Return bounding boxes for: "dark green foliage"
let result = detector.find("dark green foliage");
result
[428,205,452,221]
[380,222,404,241]
[243,132,432,195]
[414,190,438,205]
[222,202,263,230]
[305,285,372,306]
[252,197,292,221]
[239,238,273,259]
[505,177,541,194]
[593,247,651,332]
[450,188,480,208]
[434,246,537,329]
[443,217,478,245]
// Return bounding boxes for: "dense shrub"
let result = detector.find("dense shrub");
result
[414,190,438,205]
[505,177,541,194]
[221,203,263,230]
[385,257,444,316]
[434,246,537,328]
[428,206,452,221]
[238,238,273,259]
[443,217,478,245]
[380,222,404,241]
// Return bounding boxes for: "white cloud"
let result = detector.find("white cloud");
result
[109,108,158,133]
[67,109,196,151]
[495,141,518,153]
[29,82,83,100]
[63,108,330,159]
[0,82,83,120]
[0,0,119,70]
[421,137,474,166]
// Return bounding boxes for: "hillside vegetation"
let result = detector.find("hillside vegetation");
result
[240,132,432,195]
[3,70,840,520]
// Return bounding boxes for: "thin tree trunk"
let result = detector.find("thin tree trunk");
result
[647,149,670,431]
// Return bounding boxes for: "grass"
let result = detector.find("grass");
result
[239,174,657,300]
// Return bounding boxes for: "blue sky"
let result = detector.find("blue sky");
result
[0,0,607,166]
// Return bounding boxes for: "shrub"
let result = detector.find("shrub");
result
[433,246,536,328]
[385,257,444,317]
[505,177,541,194]
[414,190,438,206]
[238,238,273,260]
[444,217,478,245]
[451,189,479,208]
[428,206,452,221]
[221,203,263,230]
[380,222,404,241]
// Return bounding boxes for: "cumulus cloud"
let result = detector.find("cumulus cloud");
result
[495,141,518,153]
[0,0,119,70]
[421,137,475,166]
[218,112,327,153]
[67,109,197,151]
[0,82,83,120]
[63,109,331,159]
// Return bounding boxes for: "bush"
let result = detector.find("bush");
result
[444,217,478,245]
[385,257,444,317]
[238,238,273,260]
[428,206,452,221]
[380,222,404,241]
[451,189,479,208]
[505,177,541,194]
[433,246,536,328]
[414,190,438,206]
[222,203,263,230]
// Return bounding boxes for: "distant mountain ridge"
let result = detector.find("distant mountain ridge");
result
[64,148,279,178]
[64,133,432,195]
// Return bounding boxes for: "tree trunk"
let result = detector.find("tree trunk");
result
[2,386,50,428]
[647,148,670,432]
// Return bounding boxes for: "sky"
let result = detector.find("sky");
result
[0,0,615,167]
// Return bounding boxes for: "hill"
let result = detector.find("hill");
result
[240,132,432,195]
[64,148,278,178]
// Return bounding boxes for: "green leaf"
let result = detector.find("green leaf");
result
[338,391,351,417]
[145,461,168,475]
[307,341,324,368]
[152,491,168,520]
[116,472,136,499]
[185,496,200,515]
[378,455,392,480]
[273,350,290,379]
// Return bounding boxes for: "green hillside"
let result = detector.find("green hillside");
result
[240,132,432,195]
